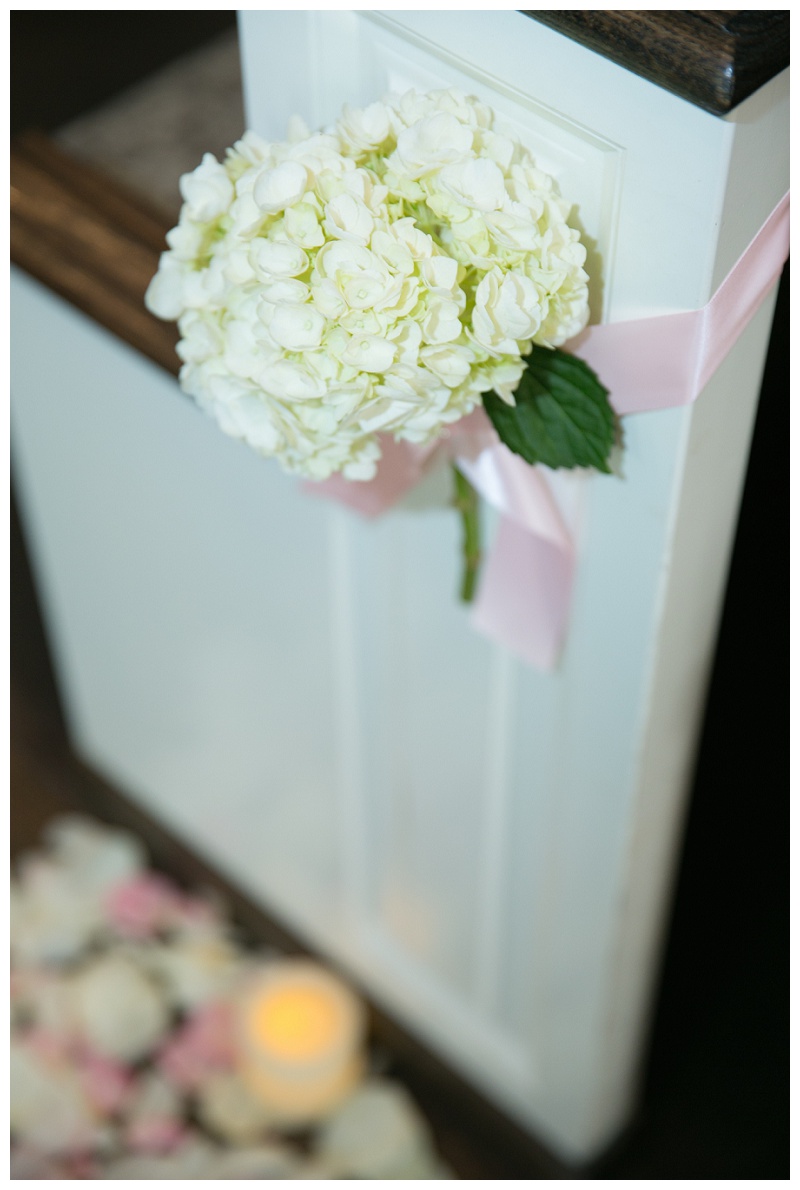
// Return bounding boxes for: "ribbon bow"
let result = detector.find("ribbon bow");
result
[308,193,789,669]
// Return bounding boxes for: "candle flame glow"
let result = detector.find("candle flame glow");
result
[249,985,342,1061]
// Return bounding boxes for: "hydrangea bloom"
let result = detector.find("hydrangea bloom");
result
[146,89,589,481]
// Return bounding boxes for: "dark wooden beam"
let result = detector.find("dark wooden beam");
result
[525,11,789,115]
[11,131,179,376]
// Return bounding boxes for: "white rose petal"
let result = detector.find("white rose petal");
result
[72,954,170,1062]
[124,1071,182,1126]
[317,1080,436,1180]
[11,1043,108,1157]
[210,1146,302,1180]
[145,932,243,1011]
[197,1073,276,1144]
[104,1135,215,1181]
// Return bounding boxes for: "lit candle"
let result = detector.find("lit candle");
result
[237,960,366,1125]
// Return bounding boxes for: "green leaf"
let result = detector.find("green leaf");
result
[483,345,616,473]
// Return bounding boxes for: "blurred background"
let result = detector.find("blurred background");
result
[11,11,787,1179]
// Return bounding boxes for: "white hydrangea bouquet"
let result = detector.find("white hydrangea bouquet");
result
[146,89,615,599]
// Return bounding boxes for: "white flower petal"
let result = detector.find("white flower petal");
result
[268,303,326,350]
[179,152,234,222]
[249,239,309,278]
[253,160,308,213]
[72,954,170,1062]
[341,334,396,373]
[259,360,327,401]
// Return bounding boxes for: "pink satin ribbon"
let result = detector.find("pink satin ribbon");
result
[574,191,790,416]
[307,192,789,668]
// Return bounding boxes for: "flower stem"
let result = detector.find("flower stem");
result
[452,465,482,603]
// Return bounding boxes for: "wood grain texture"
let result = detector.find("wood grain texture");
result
[10,131,179,375]
[525,11,789,115]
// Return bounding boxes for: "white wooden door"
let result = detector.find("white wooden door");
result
[11,11,787,1162]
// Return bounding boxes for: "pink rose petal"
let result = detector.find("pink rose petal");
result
[63,1151,104,1180]
[126,1114,187,1154]
[77,1050,134,1115]
[157,1000,236,1090]
[105,872,183,939]
[172,892,223,932]
[25,1027,72,1065]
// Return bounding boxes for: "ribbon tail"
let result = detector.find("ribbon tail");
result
[458,443,576,670]
[470,514,574,670]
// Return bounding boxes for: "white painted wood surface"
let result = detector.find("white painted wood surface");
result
[11,11,787,1161]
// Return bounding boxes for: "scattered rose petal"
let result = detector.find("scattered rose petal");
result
[104,872,182,939]
[76,1050,134,1116]
[157,1000,236,1090]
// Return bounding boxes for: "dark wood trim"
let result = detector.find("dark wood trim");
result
[11,130,179,375]
[524,11,789,115]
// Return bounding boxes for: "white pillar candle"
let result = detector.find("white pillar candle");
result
[236,960,366,1126]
